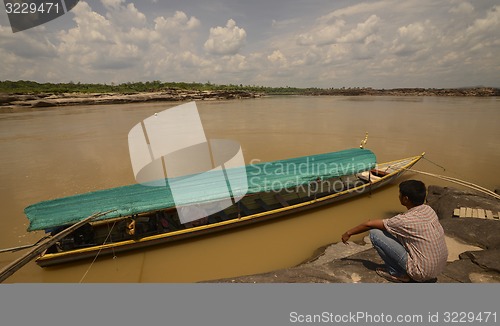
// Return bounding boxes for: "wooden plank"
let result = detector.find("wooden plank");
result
[459,207,467,218]
[453,208,460,217]
[0,211,110,283]
[478,209,486,219]
[255,198,271,211]
[472,209,478,218]
[0,242,46,254]
[274,194,290,207]
[465,207,473,218]
[238,202,252,216]
[207,215,220,224]
[217,210,230,221]
[485,210,494,219]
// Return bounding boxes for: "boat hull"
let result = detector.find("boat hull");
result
[36,154,423,267]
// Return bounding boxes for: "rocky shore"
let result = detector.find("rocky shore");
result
[303,87,499,97]
[1,87,498,111]
[0,89,263,110]
[209,186,500,283]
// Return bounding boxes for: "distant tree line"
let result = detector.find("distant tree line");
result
[0,80,498,96]
[0,80,397,95]
[0,80,304,95]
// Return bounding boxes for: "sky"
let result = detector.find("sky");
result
[0,0,499,88]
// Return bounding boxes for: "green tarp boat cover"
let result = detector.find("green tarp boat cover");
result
[25,148,375,231]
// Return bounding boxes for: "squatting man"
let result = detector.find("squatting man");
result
[341,180,448,283]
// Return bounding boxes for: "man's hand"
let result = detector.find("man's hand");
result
[341,219,385,244]
[341,232,351,244]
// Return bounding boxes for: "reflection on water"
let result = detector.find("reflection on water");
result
[1,96,499,282]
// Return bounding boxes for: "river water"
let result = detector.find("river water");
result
[1,96,499,283]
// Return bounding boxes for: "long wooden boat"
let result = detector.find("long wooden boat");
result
[25,148,424,267]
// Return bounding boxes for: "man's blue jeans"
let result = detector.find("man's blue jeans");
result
[369,229,408,277]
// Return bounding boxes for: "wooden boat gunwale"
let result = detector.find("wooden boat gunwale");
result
[35,153,424,266]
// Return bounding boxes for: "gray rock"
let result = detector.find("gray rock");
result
[0,96,17,105]
[440,257,486,283]
[440,218,500,249]
[461,249,500,273]
[31,101,57,108]
[5,90,264,109]
[427,185,500,221]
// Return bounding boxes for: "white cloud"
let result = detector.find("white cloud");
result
[0,26,57,59]
[58,1,129,69]
[204,19,247,55]
[296,14,380,46]
[101,0,124,9]
[449,1,474,14]
[154,11,200,35]
[337,15,380,43]
[267,50,288,67]
[465,5,499,37]
[449,5,500,61]
[320,0,389,21]
[0,0,498,88]
[105,2,147,29]
[390,22,431,56]
[54,1,205,79]
[297,19,345,46]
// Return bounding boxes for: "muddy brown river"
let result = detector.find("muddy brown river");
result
[1,96,499,282]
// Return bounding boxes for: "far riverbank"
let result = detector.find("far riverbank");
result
[0,89,263,111]
[0,82,498,111]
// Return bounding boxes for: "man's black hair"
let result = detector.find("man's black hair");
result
[399,180,427,206]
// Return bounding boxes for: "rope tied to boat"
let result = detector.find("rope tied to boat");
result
[421,156,448,172]
[79,220,118,283]
[404,168,500,200]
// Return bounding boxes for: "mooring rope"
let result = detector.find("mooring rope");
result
[422,156,448,172]
[79,220,117,283]
[404,168,500,200]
